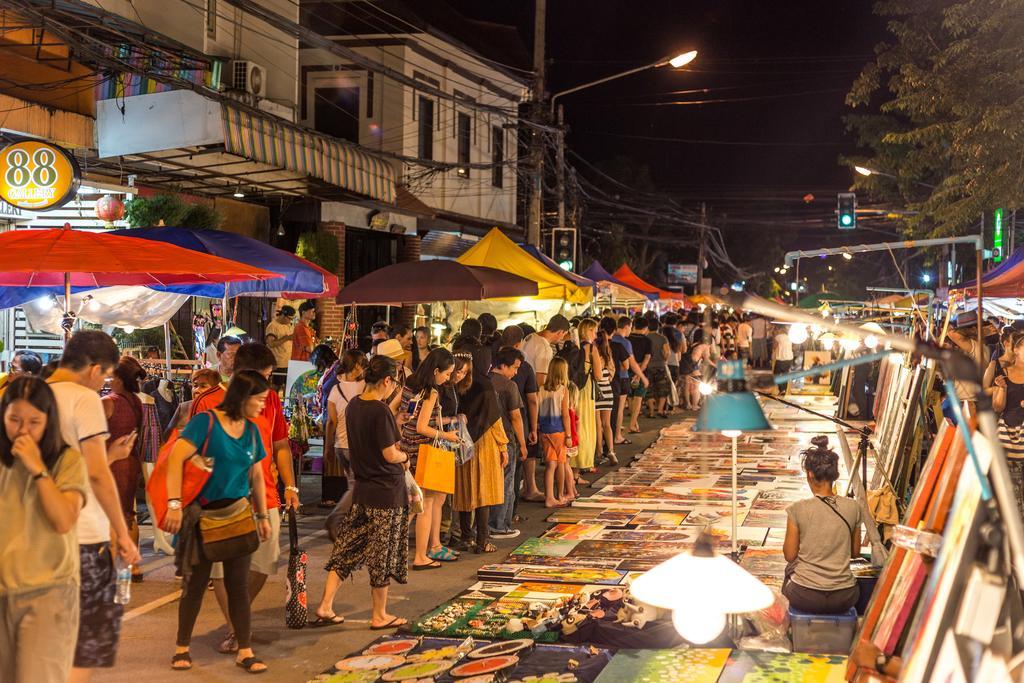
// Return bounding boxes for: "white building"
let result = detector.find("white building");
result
[299,0,530,232]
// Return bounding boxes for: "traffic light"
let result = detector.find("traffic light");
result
[552,227,577,272]
[837,192,857,230]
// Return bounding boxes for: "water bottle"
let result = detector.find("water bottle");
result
[114,563,132,605]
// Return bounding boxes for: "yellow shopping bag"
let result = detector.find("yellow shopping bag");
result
[414,442,456,494]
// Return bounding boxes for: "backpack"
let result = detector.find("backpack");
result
[557,341,589,389]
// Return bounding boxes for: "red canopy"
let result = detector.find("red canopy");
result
[613,264,691,305]
[0,226,276,287]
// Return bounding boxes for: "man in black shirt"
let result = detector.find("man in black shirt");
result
[627,316,653,434]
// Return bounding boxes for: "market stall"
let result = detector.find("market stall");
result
[581,260,656,309]
[453,228,593,327]
[612,264,690,309]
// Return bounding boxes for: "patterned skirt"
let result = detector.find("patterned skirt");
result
[325,503,410,588]
[595,368,614,411]
[998,419,1024,458]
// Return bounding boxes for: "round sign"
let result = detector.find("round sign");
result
[363,639,420,656]
[334,654,405,671]
[0,140,80,211]
[468,639,534,659]
[380,660,455,681]
[449,655,520,678]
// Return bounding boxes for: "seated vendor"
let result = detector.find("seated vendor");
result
[783,436,863,614]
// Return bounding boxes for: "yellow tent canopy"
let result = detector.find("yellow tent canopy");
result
[457,228,592,304]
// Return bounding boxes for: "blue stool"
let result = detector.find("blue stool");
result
[789,606,858,654]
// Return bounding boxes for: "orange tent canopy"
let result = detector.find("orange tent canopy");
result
[613,264,691,305]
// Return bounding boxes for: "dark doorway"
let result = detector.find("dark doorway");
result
[345,229,398,350]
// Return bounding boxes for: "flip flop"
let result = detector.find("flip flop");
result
[308,614,345,627]
[370,616,408,630]
[427,547,458,562]
[412,560,442,570]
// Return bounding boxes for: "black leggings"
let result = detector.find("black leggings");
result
[176,553,252,648]
[460,507,491,548]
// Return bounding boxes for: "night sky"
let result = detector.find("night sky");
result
[447,0,891,273]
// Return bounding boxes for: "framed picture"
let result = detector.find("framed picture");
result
[803,350,833,384]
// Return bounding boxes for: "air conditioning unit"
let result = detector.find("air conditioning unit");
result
[230,60,267,98]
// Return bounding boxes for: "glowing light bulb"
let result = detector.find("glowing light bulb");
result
[819,333,835,350]
[123,326,135,334]
[34,296,55,312]
[788,324,808,344]
[864,334,879,350]
[840,337,860,352]
[87,298,101,312]
[698,381,715,396]
[843,252,853,260]
[672,607,726,644]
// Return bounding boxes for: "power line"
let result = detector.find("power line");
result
[573,130,847,147]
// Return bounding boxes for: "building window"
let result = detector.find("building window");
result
[457,113,471,178]
[206,0,217,38]
[418,96,434,160]
[314,86,360,143]
[491,125,504,188]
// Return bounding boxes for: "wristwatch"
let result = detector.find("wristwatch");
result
[32,469,50,481]
[167,499,183,511]
[285,485,300,494]
[875,652,891,673]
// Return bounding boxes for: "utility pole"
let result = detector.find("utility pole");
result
[526,0,546,247]
[556,104,565,237]
[696,201,707,295]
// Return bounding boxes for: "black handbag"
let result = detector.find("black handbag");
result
[285,508,308,629]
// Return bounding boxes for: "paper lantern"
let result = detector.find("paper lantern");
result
[95,195,125,223]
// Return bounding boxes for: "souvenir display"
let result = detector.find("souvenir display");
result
[468,639,535,659]
[334,654,406,672]
[449,655,520,678]
[363,639,420,656]
[380,660,456,681]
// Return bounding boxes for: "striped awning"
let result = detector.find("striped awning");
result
[221,105,396,204]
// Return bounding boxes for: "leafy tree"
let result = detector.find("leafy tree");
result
[846,0,1024,237]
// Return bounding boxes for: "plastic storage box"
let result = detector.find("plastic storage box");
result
[789,606,858,654]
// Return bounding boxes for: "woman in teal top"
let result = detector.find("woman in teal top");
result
[163,370,270,674]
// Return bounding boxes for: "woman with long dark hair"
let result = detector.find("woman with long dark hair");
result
[782,436,863,614]
[411,326,433,371]
[317,356,410,630]
[593,326,616,465]
[104,356,146,581]
[0,376,86,682]
[163,370,272,673]
[451,354,508,554]
[323,349,366,506]
[401,348,461,567]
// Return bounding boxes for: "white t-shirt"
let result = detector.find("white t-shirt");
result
[49,378,111,544]
[327,379,364,449]
[737,322,753,347]
[266,319,294,369]
[773,333,794,362]
[521,333,554,376]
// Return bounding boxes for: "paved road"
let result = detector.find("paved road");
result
[96,416,673,682]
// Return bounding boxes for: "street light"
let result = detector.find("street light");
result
[851,164,936,189]
[547,49,698,264]
[665,50,699,68]
[550,50,699,108]
[854,165,876,177]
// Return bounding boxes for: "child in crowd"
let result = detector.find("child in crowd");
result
[538,357,574,508]
[565,382,581,501]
